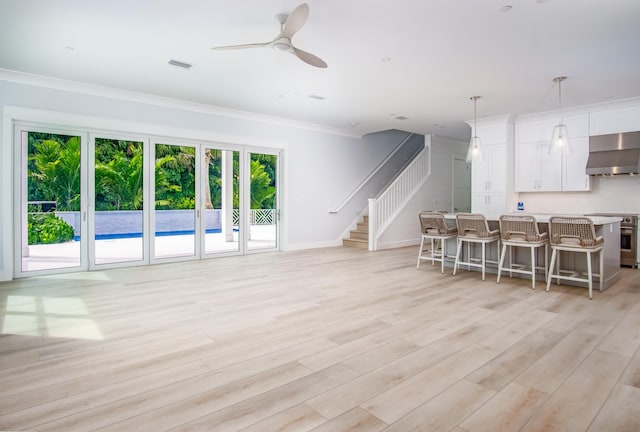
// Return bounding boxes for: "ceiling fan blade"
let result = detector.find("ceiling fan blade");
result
[282,3,309,38]
[211,42,269,50]
[292,47,327,68]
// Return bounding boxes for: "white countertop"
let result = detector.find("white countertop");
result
[443,213,622,225]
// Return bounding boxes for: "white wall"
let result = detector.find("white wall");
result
[0,76,413,280]
[376,135,468,249]
[519,175,640,214]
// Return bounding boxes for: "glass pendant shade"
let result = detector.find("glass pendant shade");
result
[548,76,573,155]
[466,96,482,162]
[548,123,573,155]
[466,136,483,162]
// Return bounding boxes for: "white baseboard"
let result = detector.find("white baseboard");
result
[281,240,343,251]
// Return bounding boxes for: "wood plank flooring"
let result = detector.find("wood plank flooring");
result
[1,246,639,431]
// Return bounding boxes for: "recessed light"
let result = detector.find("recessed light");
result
[393,115,409,121]
[351,121,359,127]
[307,94,326,100]
[64,46,75,51]
[500,5,512,12]
[381,57,392,63]
[168,59,193,69]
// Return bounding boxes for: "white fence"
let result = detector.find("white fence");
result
[233,209,276,225]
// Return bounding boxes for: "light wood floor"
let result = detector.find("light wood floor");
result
[1,246,639,431]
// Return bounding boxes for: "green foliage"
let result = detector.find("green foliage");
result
[28,213,75,245]
[250,159,276,208]
[27,133,278,214]
[28,135,81,211]
[154,146,194,210]
[95,139,144,210]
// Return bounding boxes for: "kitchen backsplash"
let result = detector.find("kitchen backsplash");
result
[518,175,640,214]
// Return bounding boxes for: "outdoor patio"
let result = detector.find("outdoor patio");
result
[21,225,277,272]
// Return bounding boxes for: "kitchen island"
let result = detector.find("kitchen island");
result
[440,213,621,291]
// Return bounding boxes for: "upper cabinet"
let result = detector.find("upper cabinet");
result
[472,143,505,194]
[590,104,640,136]
[514,114,591,192]
[468,116,515,218]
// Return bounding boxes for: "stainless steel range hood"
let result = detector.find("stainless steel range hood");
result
[586,131,640,175]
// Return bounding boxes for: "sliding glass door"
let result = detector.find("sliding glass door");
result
[90,135,148,266]
[152,142,197,260]
[202,147,241,255]
[247,151,279,252]
[15,124,281,277]
[17,128,87,274]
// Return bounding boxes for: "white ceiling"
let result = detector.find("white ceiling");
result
[2,0,640,140]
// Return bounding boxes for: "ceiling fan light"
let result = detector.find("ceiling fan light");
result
[272,41,291,51]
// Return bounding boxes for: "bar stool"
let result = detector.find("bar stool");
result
[496,214,548,289]
[453,213,500,281]
[545,216,604,299]
[417,211,457,273]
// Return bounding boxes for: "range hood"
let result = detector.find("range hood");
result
[586,131,640,175]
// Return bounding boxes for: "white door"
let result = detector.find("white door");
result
[245,150,280,252]
[15,127,89,276]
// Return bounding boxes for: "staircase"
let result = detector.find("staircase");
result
[342,215,369,249]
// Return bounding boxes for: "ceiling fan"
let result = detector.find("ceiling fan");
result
[211,3,327,68]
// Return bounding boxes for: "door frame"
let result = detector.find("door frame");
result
[88,132,151,270]
[244,147,281,254]
[12,120,282,278]
[14,123,89,277]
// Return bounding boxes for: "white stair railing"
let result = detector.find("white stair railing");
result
[368,143,431,250]
[329,133,415,214]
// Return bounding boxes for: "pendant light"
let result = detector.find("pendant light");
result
[466,96,483,162]
[548,76,573,155]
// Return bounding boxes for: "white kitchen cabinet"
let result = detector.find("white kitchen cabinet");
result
[590,104,640,136]
[468,115,515,218]
[514,141,562,192]
[472,193,505,219]
[471,144,505,194]
[563,136,591,191]
[514,113,591,192]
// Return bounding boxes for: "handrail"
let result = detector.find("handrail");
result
[328,132,415,214]
[368,143,431,250]
[373,143,425,199]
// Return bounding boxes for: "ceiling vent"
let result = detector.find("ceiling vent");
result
[168,59,193,69]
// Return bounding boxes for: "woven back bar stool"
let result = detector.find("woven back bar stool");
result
[453,213,500,281]
[417,211,457,273]
[496,214,548,289]
[545,216,604,299]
